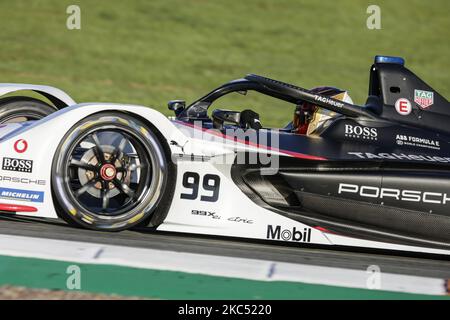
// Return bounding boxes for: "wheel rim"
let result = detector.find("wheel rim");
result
[64,127,158,217]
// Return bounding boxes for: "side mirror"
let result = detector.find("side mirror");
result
[168,100,185,116]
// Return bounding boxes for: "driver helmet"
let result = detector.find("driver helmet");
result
[293,86,353,135]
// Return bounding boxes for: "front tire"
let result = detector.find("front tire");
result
[52,112,172,231]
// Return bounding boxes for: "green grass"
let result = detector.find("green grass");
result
[0,0,448,127]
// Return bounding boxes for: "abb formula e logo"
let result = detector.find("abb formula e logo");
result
[266,225,312,243]
[396,134,440,150]
[344,124,378,141]
[338,183,450,205]
[2,157,33,173]
[13,139,28,153]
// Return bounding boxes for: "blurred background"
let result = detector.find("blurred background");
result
[0,0,448,127]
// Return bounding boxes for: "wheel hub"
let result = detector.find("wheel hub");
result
[100,164,116,181]
[77,146,128,198]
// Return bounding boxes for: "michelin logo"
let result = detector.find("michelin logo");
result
[0,187,44,203]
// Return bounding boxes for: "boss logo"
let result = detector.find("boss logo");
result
[2,157,33,173]
[344,124,378,141]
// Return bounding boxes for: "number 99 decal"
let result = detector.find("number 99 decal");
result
[180,172,221,202]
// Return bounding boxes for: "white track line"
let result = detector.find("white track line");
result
[0,234,446,296]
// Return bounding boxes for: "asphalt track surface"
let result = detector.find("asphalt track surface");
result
[0,215,449,279]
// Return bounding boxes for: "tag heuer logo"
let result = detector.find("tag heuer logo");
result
[414,90,434,109]
[2,157,33,173]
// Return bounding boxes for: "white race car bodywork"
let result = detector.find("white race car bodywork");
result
[0,98,449,256]
[0,83,76,107]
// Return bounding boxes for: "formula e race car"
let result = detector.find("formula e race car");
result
[0,55,449,256]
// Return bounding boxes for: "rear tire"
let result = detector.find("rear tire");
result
[52,112,173,231]
[0,96,57,124]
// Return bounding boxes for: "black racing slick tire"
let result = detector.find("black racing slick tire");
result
[52,112,173,231]
[0,96,57,124]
